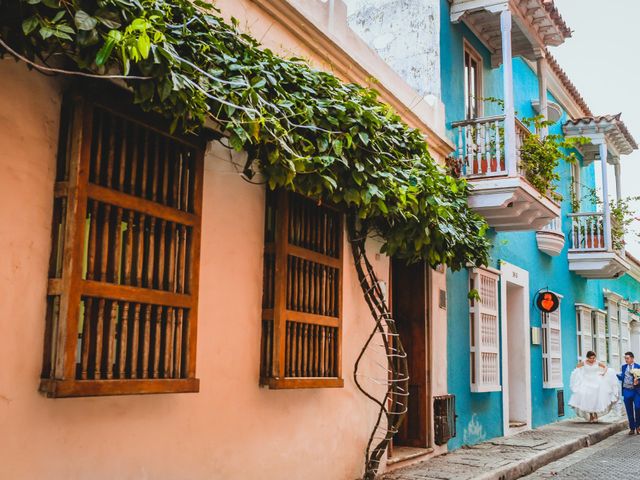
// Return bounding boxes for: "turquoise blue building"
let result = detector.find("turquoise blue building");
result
[439,0,640,450]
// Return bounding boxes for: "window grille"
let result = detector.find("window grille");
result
[434,394,457,445]
[469,267,501,392]
[542,298,562,389]
[260,190,343,389]
[557,389,565,417]
[40,87,204,397]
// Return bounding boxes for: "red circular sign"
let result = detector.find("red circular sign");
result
[536,291,559,313]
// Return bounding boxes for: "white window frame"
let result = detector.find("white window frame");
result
[469,266,501,393]
[542,294,563,389]
[575,303,593,360]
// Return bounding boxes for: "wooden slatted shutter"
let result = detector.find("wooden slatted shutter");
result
[260,190,344,389]
[607,299,621,366]
[40,87,205,397]
[593,309,608,363]
[469,267,501,393]
[575,304,593,359]
[620,302,630,355]
[542,297,562,389]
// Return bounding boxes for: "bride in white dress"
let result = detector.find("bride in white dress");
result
[569,351,619,422]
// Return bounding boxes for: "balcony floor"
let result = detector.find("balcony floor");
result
[466,175,560,231]
[568,250,630,279]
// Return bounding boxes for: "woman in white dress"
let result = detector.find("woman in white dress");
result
[569,351,619,422]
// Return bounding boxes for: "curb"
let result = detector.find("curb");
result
[474,419,627,480]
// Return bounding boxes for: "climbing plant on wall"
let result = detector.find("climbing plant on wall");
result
[0,0,490,268]
[1,1,491,478]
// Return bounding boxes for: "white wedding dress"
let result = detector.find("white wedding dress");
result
[569,361,619,419]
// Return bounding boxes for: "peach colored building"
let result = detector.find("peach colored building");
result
[0,1,454,478]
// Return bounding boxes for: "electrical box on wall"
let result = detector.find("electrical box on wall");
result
[531,327,542,345]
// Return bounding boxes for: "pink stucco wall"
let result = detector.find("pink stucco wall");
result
[0,2,449,478]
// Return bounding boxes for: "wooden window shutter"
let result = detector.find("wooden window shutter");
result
[542,298,562,389]
[260,190,344,389]
[469,267,501,393]
[592,309,607,363]
[40,87,205,397]
[620,302,630,355]
[575,304,593,359]
[607,300,621,366]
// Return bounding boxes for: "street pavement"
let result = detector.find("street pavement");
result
[382,414,627,480]
[523,430,640,479]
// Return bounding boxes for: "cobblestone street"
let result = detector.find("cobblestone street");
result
[383,415,627,480]
[523,430,640,479]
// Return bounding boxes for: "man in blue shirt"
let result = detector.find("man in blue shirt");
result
[617,352,640,435]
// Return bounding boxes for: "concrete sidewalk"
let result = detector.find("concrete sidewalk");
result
[382,414,627,480]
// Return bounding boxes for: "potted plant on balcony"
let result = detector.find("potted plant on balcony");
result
[581,186,639,251]
[518,116,587,202]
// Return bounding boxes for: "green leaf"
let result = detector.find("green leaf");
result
[39,26,55,40]
[75,10,98,31]
[22,17,39,35]
[332,139,342,156]
[357,131,370,145]
[137,33,151,59]
[52,10,66,23]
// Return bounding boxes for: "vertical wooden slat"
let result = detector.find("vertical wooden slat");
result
[185,147,204,378]
[129,303,140,378]
[118,302,129,378]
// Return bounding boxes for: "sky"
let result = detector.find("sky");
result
[551,0,640,257]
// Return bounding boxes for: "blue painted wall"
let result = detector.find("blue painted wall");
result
[440,0,639,450]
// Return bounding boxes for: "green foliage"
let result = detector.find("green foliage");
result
[582,186,640,250]
[519,115,587,202]
[0,0,491,268]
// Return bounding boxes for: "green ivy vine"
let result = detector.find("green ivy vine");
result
[0,0,490,268]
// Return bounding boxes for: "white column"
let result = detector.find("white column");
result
[500,9,517,177]
[614,162,622,202]
[536,55,548,138]
[599,141,612,250]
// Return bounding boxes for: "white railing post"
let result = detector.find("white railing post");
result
[599,141,612,251]
[614,162,622,202]
[536,53,548,138]
[500,9,517,177]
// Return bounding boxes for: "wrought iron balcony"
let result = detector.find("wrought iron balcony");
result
[567,212,629,279]
[451,115,560,231]
[536,217,564,256]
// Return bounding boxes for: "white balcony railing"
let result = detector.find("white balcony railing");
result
[540,217,563,234]
[569,212,607,252]
[451,115,531,179]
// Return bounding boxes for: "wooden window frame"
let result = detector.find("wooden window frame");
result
[260,190,344,389]
[40,85,205,398]
[463,40,483,120]
[542,294,563,389]
[469,266,501,393]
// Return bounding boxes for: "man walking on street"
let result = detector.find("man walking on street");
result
[617,352,640,435]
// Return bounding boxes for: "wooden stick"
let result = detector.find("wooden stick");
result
[130,303,141,379]
[118,302,129,378]
[106,300,117,379]
[80,298,93,379]
[142,304,152,378]
[153,305,162,378]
